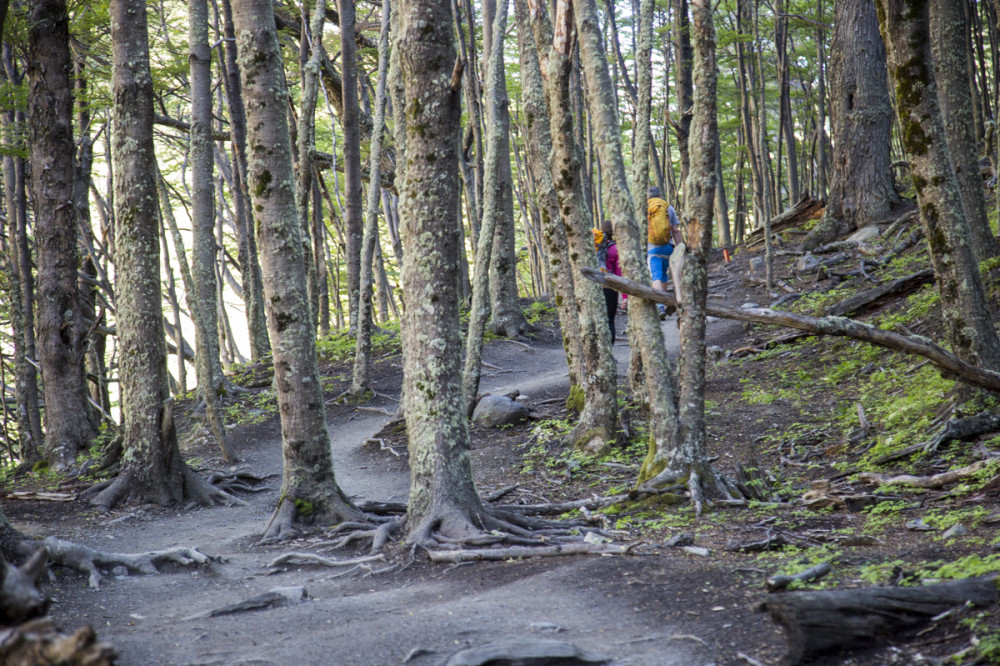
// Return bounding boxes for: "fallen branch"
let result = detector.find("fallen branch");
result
[827,269,934,317]
[766,562,832,591]
[746,192,825,247]
[182,587,306,620]
[582,268,1000,395]
[425,541,629,563]
[493,494,628,516]
[875,413,1000,464]
[756,575,998,664]
[857,460,988,489]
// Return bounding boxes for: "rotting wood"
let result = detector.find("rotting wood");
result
[756,575,999,664]
[0,619,117,665]
[745,192,825,247]
[827,269,934,316]
[424,541,631,563]
[857,460,988,489]
[581,268,1000,395]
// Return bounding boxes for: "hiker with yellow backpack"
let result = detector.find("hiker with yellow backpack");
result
[646,186,681,320]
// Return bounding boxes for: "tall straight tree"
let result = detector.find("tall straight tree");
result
[339,0,364,333]
[877,0,1000,374]
[28,0,97,469]
[97,0,227,509]
[484,0,530,338]
[522,0,618,452]
[802,0,899,250]
[351,0,390,398]
[189,0,233,462]
[232,0,361,539]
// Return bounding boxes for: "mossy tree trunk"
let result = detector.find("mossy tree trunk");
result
[672,0,693,190]
[570,0,680,479]
[339,0,364,334]
[28,0,97,470]
[232,0,360,539]
[484,0,530,339]
[876,0,1000,374]
[524,0,618,453]
[189,0,233,462]
[463,0,512,414]
[665,0,737,510]
[513,0,582,388]
[399,0,489,543]
[351,0,390,398]
[218,0,270,361]
[802,0,899,250]
[929,0,998,261]
[97,0,221,510]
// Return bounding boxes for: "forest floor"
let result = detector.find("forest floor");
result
[7,227,1000,665]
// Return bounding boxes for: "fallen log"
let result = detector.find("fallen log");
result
[746,192,825,247]
[857,460,987,489]
[827,269,934,317]
[756,575,999,664]
[581,268,1000,395]
[875,413,1000,464]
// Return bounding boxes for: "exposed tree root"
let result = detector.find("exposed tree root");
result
[424,541,632,563]
[637,463,743,518]
[266,552,386,569]
[85,465,243,512]
[40,536,214,590]
[857,460,988,490]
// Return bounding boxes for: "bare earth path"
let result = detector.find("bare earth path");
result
[34,316,784,666]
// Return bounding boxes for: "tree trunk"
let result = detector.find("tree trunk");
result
[339,0,364,334]
[877,0,1000,374]
[98,0,221,510]
[672,0,692,190]
[485,3,530,339]
[232,0,361,538]
[571,0,680,480]
[28,0,97,469]
[398,0,488,543]
[189,0,232,461]
[929,0,998,261]
[802,0,899,250]
[463,0,511,414]
[351,0,390,398]
[514,0,583,386]
[525,0,618,454]
[217,0,270,361]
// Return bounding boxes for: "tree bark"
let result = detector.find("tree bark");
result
[351,0,390,397]
[672,0,692,189]
[929,0,998,261]
[232,0,360,538]
[801,0,899,250]
[189,0,232,461]
[339,0,364,334]
[877,0,1000,373]
[525,0,618,453]
[398,0,488,543]
[572,0,680,479]
[98,0,221,510]
[28,0,97,469]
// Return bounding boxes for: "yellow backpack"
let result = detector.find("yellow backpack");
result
[647,197,673,245]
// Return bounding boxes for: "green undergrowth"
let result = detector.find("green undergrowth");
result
[316,322,402,364]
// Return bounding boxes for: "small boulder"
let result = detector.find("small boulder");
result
[471,395,530,427]
[794,253,821,273]
[847,225,881,244]
[749,257,765,274]
[942,524,968,539]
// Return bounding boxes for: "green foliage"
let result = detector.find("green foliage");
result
[224,389,278,426]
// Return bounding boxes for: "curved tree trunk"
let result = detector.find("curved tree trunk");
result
[28,0,97,470]
[877,0,1000,374]
[524,0,617,454]
[232,0,360,539]
[351,0,390,398]
[801,0,899,250]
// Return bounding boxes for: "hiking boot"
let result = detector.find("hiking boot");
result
[658,305,667,320]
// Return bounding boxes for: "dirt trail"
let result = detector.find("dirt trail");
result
[40,317,775,666]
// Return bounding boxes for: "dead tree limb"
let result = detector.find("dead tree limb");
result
[424,542,629,563]
[875,413,1000,464]
[581,268,1000,395]
[755,575,998,664]
[746,192,825,247]
[41,537,213,590]
[827,269,934,316]
[857,460,987,489]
